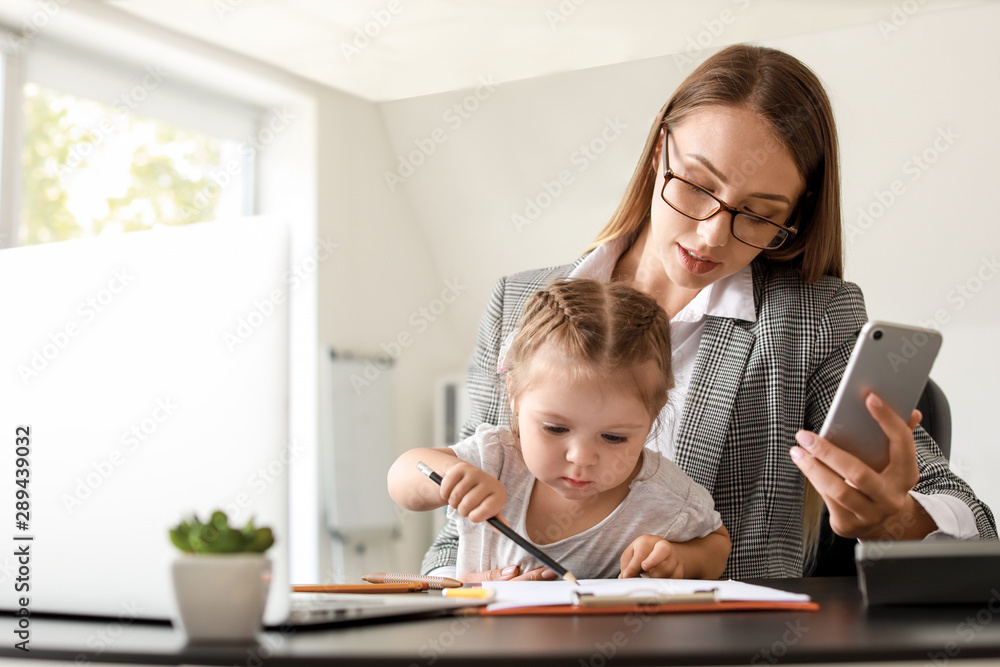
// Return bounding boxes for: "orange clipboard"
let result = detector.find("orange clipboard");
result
[476,599,820,616]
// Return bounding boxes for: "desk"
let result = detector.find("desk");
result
[4,578,1000,666]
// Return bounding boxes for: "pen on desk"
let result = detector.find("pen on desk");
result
[416,460,580,586]
[363,572,463,589]
[292,583,428,594]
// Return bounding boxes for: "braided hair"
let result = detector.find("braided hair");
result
[504,278,673,438]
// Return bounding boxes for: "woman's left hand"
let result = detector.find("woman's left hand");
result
[790,392,937,540]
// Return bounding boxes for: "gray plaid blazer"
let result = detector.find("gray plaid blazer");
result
[422,257,997,578]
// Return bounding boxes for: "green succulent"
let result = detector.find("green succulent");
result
[169,511,274,554]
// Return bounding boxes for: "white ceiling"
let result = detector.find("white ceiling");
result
[91,0,990,102]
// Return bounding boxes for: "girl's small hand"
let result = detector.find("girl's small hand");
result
[619,534,683,579]
[439,461,507,523]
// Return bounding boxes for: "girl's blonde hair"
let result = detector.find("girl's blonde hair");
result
[504,278,673,438]
[589,44,835,568]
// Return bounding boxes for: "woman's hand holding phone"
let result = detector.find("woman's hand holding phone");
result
[791,393,937,540]
[790,321,943,540]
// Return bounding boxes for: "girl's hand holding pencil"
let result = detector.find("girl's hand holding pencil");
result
[417,462,579,585]
[436,460,508,524]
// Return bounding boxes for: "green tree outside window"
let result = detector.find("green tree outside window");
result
[21,83,243,246]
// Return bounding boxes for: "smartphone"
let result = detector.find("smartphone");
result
[819,321,942,471]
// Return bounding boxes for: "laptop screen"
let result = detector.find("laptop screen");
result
[0,218,292,624]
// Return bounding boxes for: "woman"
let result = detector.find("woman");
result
[422,44,996,580]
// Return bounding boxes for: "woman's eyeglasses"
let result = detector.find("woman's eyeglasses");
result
[659,131,798,250]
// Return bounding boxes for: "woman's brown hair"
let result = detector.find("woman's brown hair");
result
[590,44,843,283]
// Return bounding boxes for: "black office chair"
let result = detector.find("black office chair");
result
[809,378,950,577]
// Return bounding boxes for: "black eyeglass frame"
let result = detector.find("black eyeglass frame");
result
[659,129,799,250]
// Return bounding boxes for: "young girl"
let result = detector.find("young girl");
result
[388,278,731,580]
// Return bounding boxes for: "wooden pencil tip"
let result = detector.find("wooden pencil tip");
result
[563,572,579,585]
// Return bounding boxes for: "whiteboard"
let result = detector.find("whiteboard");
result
[321,351,399,536]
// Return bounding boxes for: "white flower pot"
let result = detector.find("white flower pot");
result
[171,554,271,643]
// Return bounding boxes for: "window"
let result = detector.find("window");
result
[0,35,18,248]
[7,35,261,247]
[0,23,319,584]
[21,83,246,244]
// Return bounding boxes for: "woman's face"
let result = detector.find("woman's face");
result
[647,105,805,292]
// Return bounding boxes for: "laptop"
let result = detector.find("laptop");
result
[0,218,481,628]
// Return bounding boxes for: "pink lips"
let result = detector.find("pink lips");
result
[677,244,719,275]
[562,478,592,489]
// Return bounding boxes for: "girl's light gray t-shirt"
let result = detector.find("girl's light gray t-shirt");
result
[449,424,722,579]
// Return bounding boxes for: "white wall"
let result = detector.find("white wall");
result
[375,3,1000,570]
[12,1,997,579]
[794,8,1000,511]
[314,86,461,576]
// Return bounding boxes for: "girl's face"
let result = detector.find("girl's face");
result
[512,348,658,503]
[646,105,805,292]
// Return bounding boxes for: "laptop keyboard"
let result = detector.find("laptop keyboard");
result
[286,593,465,626]
[289,595,392,624]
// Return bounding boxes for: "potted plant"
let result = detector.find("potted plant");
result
[169,511,275,643]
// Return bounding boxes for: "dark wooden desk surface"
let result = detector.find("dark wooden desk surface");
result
[4,577,1000,666]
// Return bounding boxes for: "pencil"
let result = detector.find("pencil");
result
[292,583,428,594]
[363,572,463,589]
[416,461,579,585]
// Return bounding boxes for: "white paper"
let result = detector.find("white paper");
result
[481,578,811,611]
